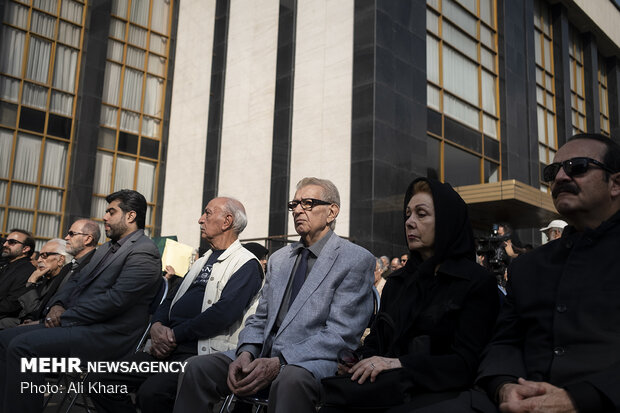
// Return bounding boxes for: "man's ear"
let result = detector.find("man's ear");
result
[610,172,620,199]
[125,210,137,224]
[327,204,340,223]
[222,213,233,231]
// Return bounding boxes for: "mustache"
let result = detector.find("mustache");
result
[552,182,579,198]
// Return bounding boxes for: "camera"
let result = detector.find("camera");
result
[476,224,511,286]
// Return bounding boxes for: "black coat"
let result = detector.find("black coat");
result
[18,248,96,321]
[360,178,499,394]
[361,257,499,393]
[478,209,620,412]
[0,257,35,318]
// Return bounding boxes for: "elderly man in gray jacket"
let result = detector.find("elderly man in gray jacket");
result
[174,177,375,413]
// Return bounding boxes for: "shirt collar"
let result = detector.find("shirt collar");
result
[294,229,333,259]
[112,229,140,250]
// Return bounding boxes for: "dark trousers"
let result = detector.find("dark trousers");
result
[87,349,196,413]
[0,323,71,412]
[173,353,321,413]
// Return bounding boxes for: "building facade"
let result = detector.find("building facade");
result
[0,0,619,256]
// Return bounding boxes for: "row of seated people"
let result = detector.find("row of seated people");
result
[0,132,619,413]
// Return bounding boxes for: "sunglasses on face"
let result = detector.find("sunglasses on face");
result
[5,238,24,246]
[287,198,332,211]
[67,231,87,237]
[542,157,616,182]
[39,252,60,259]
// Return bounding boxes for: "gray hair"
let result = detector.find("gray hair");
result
[221,197,248,235]
[47,238,74,262]
[375,257,386,271]
[295,177,340,230]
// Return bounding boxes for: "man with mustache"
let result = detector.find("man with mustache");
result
[419,133,620,413]
[0,229,35,328]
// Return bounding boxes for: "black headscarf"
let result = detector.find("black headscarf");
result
[402,177,476,278]
[366,178,477,356]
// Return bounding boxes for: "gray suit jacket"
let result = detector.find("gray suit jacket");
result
[229,233,375,381]
[51,230,161,360]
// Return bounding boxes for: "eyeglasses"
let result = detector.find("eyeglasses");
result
[543,157,616,182]
[39,252,61,259]
[5,238,24,246]
[287,198,332,211]
[67,231,87,237]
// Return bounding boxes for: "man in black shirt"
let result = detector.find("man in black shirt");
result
[0,229,35,328]
[89,197,263,413]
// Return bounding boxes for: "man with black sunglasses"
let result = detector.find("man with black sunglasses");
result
[421,134,620,413]
[0,229,35,328]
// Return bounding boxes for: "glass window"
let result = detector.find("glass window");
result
[1,27,26,77]
[26,36,52,83]
[444,144,480,187]
[426,0,499,185]
[598,56,610,136]
[95,0,173,236]
[569,26,586,134]
[0,1,85,242]
[427,136,441,179]
[534,0,557,185]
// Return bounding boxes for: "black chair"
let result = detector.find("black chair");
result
[219,394,268,413]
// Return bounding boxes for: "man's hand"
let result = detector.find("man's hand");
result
[45,305,65,328]
[19,319,38,326]
[149,322,176,359]
[228,353,280,396]
[27,268,49,284]
[499,378,577,413]
[227,351,253,392]
[164,265,176,280]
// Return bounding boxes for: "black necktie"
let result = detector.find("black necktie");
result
[290,248,310,304]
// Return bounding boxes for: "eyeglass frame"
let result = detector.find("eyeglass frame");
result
[67,231,88,237]
[542,157,616,182]
[4,238,25,246]
[287,198,333,211]
[39,252,61,259]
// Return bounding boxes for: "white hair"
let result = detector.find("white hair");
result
[47,238,74,262]
[221,197,248,235]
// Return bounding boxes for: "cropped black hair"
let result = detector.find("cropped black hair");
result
[105,190,147,229]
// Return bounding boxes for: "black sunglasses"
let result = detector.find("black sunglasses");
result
[39,252,61,259]
[543,157,616,182]
[5,238,24,246]
[287,198,332,211]
[67,231,87,237]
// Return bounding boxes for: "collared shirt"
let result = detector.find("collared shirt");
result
[240,230,334,360]
[277,229,334,325]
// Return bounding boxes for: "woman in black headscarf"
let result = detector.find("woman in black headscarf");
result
[321,178,500,412]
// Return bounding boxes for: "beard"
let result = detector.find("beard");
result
[66,240,84,256]
[1,247,17,259]
[105,220,129,241]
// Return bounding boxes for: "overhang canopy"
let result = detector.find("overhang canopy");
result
[454,180,561,231]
